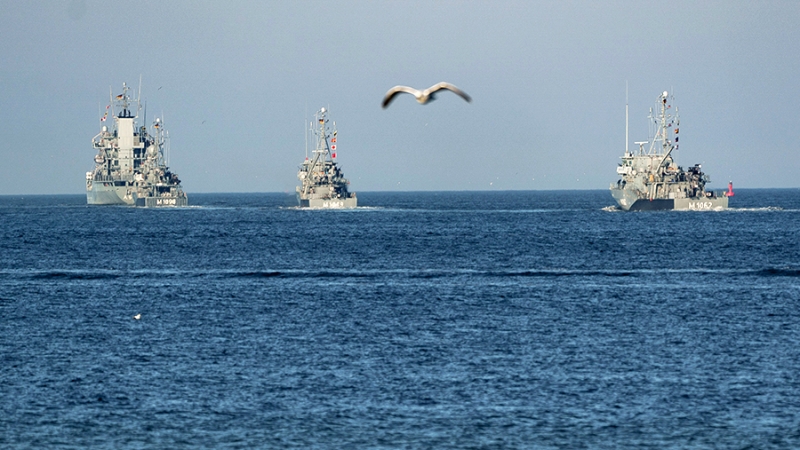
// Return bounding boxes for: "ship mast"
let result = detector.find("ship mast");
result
[315,108,328,159]
[301,108,329,190]
[656,91,676,169]
[625,82,629,156]
[660,91,669,155]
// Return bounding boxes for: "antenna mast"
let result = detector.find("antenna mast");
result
[625,81,629,156]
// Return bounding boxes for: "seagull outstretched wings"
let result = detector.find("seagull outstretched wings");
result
[382,82,471,108]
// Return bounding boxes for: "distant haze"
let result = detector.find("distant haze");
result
[1,0,798,194]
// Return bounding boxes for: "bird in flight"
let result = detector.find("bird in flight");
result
[382,82,471,108]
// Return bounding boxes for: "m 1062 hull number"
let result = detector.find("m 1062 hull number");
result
[688,201,714,210]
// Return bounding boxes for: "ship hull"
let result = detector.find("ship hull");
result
[88,183,187,207]
[627,199,674,211]
[611,188,728,211]
[135,196,189,207]
[673,196,728,211]
[297,195,357,209]
[86,183,133,205]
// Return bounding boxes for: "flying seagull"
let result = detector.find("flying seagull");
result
[382,82,471,108]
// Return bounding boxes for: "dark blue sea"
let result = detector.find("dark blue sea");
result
[1,189,799,448]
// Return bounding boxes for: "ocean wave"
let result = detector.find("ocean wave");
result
[488,270,633,277]
[2,269,193,280]
[26,270,123,280]
[487,268,800,278]
[601,206,794,213]
[3,267,798,281]
[281,206,378,212]
[756,268,800,277]
[728,207,785,212]
[229,270,379,278]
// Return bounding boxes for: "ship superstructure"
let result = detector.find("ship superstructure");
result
[296,107,357,208]
[610,90,729,211]
[86,82,187,207]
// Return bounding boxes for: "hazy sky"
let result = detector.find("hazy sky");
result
[1,1,798,194]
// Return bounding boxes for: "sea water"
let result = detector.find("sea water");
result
[1,189,799,448]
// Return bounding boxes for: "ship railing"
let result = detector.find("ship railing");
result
[92,174,134,183]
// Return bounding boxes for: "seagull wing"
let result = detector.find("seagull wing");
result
[382,86,421,108]
[426,82,472,103]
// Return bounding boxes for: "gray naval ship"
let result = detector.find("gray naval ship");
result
[610,90,730,211]
[296,107,357,208]
[86,83,187,207]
